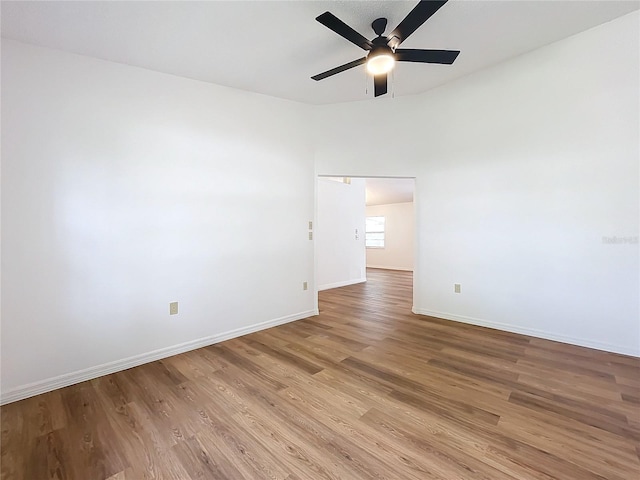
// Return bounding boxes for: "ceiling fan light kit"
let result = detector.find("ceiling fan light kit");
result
[312,0,460,98]
[366,48,395,75]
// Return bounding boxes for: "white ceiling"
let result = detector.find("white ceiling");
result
[366,178,415,206]
[2,1,638,105]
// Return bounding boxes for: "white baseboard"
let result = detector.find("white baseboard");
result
[412,307,639,358]
[366,265,413,272]
[0,309,317,405]
[318,278,366,291]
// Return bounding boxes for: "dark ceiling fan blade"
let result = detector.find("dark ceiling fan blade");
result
[311,57,367,81]
[374,74,387,97]
[316,12,373,50]
[395,48,460,64]
[387,0,448,49]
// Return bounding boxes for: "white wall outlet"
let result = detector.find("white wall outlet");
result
[303,281,308,291]
[169,301,179,315]
[308,232,313,240]
[308,221,313,230]
[454,284,461,294]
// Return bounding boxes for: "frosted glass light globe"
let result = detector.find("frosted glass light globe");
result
[367,53,395,75]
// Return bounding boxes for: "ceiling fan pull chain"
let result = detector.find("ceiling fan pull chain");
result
[392,68,395,98]
[364,68,368,95]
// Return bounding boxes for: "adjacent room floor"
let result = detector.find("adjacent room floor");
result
[1,268,639,479]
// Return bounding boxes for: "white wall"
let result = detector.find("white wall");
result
[316,178,366,290]
[366,202,414,271]
[315,12,640,356]
[2,10,638,406]
[1,40,316,402]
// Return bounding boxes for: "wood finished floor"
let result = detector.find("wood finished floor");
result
[2,268,639,479]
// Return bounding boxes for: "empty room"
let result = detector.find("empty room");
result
[1,1,639,479]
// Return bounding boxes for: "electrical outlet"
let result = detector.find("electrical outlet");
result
[308,221,313,230]
[308,232,313,240]
[454,284,461,294]
[169,301,179,315]
[303,281,308,291]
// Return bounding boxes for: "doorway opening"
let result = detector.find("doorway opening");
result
[315,176,416,314]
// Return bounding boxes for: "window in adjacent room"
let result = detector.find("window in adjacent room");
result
[365,216,385,248]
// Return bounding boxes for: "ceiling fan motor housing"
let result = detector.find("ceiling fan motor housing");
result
[369,37,395,57]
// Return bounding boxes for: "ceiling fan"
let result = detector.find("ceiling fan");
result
[311,0,460,97]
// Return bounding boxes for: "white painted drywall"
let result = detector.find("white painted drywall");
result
[366,202,414,271]
[1,40,316,402]
[2,10,639,406]
[316,178,366,290]
[315,12,640,356]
